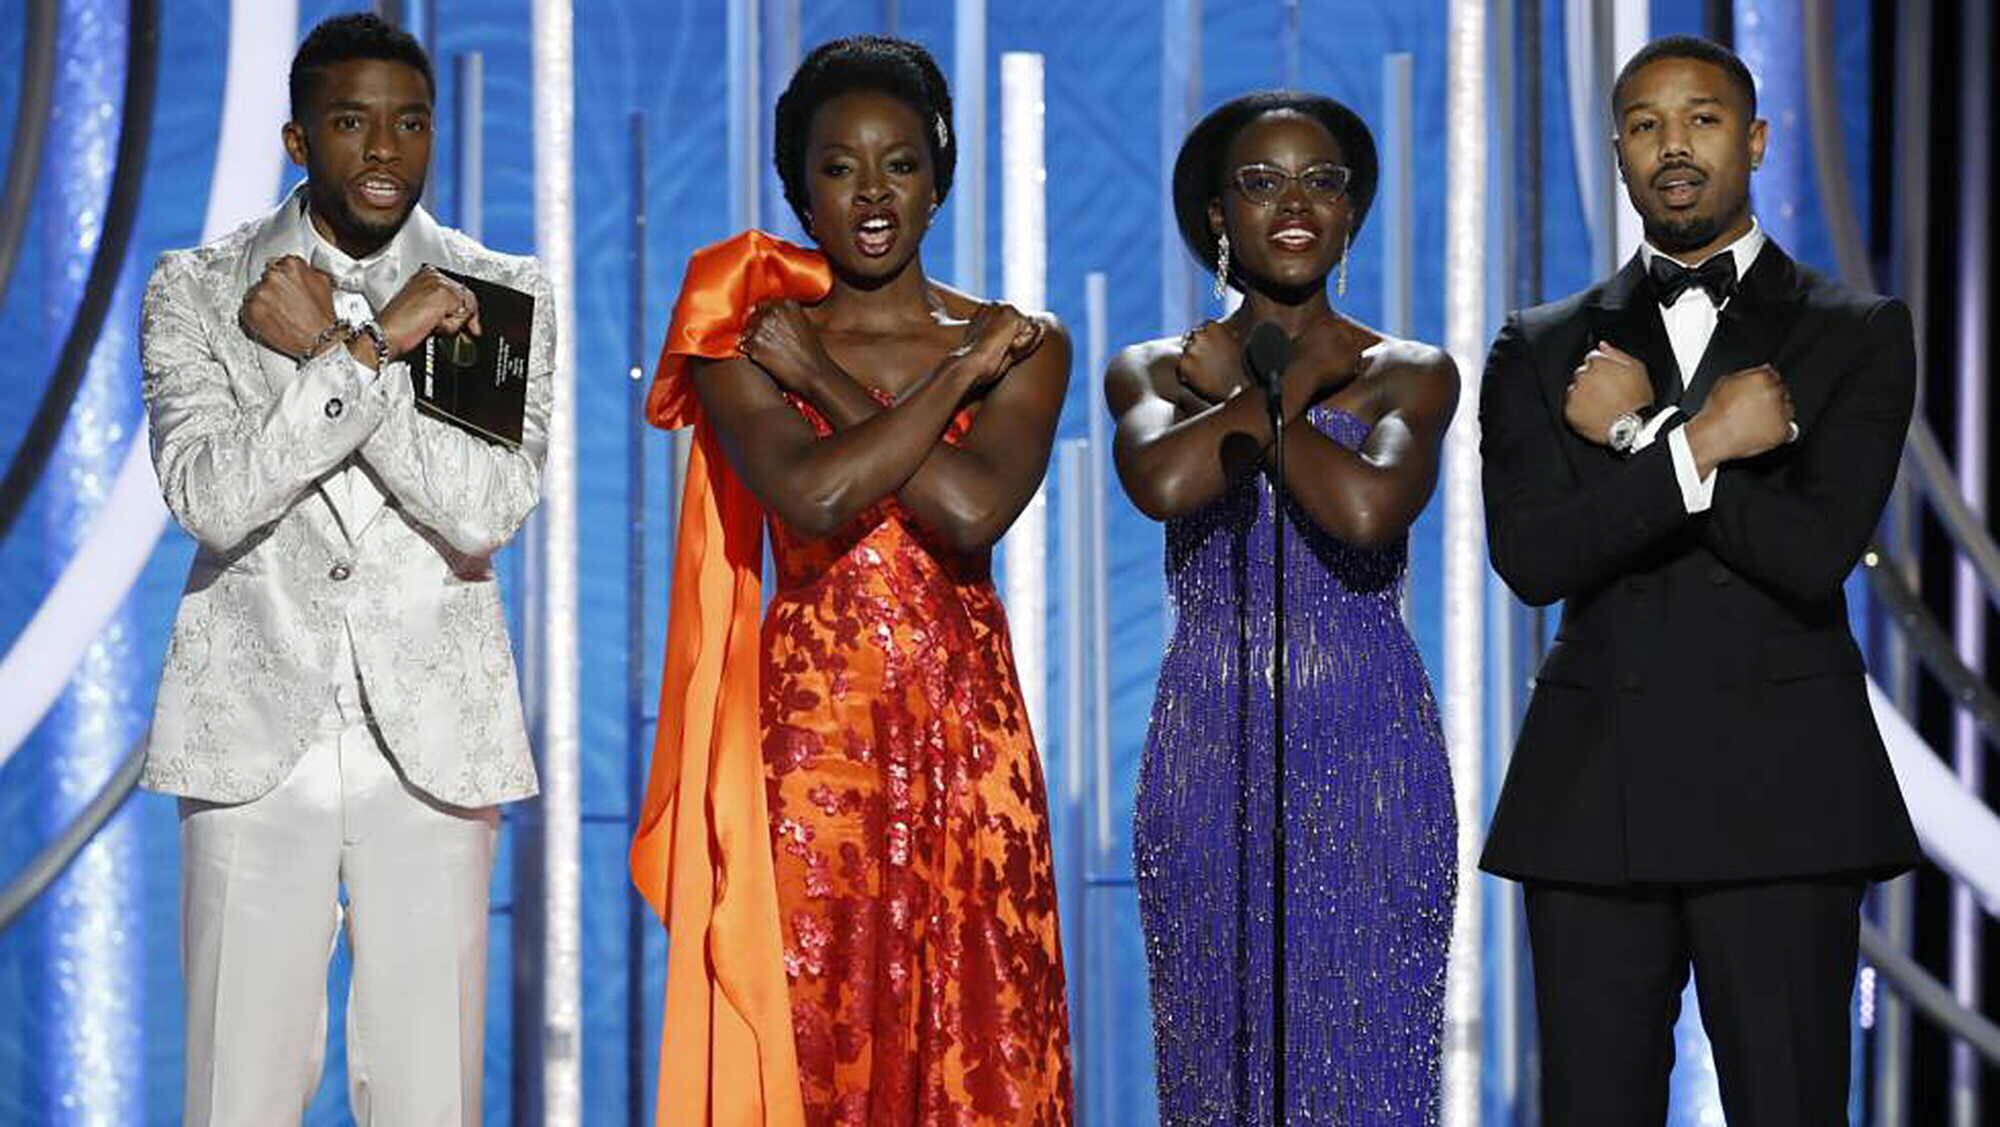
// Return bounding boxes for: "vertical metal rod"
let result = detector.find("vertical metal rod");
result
[953,0,987,294]
[1085,271,1114,857]
[762,0,802,239]
[1876,6,1933,1118]
[455,52,484,242]
[1610,0,1647,260]
[1160,0,1201,333]
[529,2,581,1120]
[1705,0,1735,44]
[1281,0,1300,89]
[1442,2,1489,1121]
[1083,270,1114,1126]
[1381,54,1415,340]
[1057,439,1090,1124]
[624,110,649,1127]
[1513,3,1545,1120]
[1950,3,1992,1124]
[1000,52,1049,744]
[729,0,761,232]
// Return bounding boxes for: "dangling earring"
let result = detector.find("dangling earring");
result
[1213,231,1231,301]
[1337,230,1350,298]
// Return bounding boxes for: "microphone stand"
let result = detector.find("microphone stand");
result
[1243,320,1292,1123]
[1262,353,1289,1127]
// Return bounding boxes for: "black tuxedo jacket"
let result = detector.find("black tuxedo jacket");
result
[1478,242,1922,885]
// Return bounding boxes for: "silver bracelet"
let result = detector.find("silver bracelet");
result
[348,319,391,367]
[300,321,349,362]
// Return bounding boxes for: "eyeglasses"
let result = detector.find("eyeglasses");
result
[1227,163,1354,206]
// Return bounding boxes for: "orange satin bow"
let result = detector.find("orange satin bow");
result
[630,230,832,1126]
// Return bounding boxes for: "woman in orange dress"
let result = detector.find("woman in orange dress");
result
[633,35,1074,1126]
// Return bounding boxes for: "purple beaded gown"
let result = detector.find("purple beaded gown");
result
[1134,403,1457,1125]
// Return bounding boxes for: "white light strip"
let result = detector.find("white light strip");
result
[728,0,761,231]
[1083,271,1113,856]
[952,0,986,293]
[1951,2,1992,1116]
[1869,679,2000,915]
[0,0,296,768]
[1442,1,1487,1122]
[1610,0,1648,262]
[1159,0,1200,333]
[999,51,1048,747]
[530,1,581,1122]
[1381,53,1414,339]
[1561,0,1613,274]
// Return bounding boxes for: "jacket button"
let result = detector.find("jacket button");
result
[1619,672,1643,692]
[1708,566,1732,585]
[1626,578,1649,594]
[325,398,345,419]
[329,563,352,582]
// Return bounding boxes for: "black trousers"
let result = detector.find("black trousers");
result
[1523,876,1866,1126]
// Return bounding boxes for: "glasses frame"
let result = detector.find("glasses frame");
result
[1225,162,1355,207]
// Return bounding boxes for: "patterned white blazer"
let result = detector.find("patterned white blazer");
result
[139,192,550,807]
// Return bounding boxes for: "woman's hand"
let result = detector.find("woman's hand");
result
[739,299,833,397]
[953,302,1044,389]
[1175,320,1247,404]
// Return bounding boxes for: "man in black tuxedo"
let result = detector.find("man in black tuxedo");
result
[1479,35,1921,1124]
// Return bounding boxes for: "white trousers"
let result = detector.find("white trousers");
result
[178,685,499,1126]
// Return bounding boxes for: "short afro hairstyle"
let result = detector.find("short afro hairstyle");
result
[1172,91,1380,278]
[1612,35,1758,118]
[289,13,435,122]
[773,36,956,229]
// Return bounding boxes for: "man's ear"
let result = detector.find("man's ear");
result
[1746,117,1769,171]
[282,121,309,170]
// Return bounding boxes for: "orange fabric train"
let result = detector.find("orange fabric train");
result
[630,230,832,1127]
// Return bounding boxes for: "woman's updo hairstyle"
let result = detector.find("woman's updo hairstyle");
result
[1171,90,1380,278]
[773,35,957,229]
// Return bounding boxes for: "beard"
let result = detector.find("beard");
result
[304,169,424,255]
[1644,211,1726,254]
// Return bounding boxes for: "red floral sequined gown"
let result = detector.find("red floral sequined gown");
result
[760,395,1074,1126]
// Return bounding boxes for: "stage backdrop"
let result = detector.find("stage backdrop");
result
[0,0,1877,1123]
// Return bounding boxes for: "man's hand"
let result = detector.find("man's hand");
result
[1686,364,1796,475]
[376,265,481,357]
[740,299,834,397]
[239,256,339,359]
[1564,340,1653,445]
[1175,320,1246,404]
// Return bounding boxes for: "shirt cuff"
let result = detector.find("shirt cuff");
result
[346,351,380,388]
[1630,405,1680,454]
[1668,424,1718,513]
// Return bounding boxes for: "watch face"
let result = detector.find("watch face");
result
[1609,414,1640,451]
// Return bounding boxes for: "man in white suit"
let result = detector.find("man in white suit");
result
[138,14,551,1124]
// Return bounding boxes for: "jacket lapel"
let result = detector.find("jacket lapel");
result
[1680,243,1807,414]
[240,189,310,400]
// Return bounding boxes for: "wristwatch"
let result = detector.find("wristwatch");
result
[1606,405,1661,457]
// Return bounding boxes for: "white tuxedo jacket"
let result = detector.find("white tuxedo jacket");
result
[139,194,549,807]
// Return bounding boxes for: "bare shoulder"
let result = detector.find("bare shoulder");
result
[1356,334,1459,416]
[1108,335,1182,383]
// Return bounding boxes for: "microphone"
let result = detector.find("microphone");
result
[1243,321,1292,400]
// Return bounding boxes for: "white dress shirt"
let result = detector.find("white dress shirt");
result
[297,199,411,709]
[1629,219,1767,513]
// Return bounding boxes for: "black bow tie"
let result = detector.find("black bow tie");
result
[1650,252,1738,307]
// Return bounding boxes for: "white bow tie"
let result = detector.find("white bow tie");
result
[308,242,401,313]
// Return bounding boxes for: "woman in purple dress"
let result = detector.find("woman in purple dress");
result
[1104,92,1459,1124]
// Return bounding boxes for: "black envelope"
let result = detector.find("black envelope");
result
[398,267,533,448]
